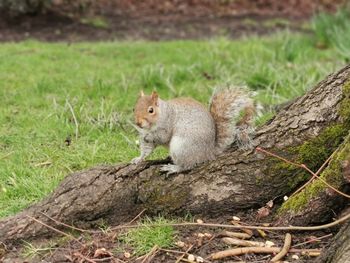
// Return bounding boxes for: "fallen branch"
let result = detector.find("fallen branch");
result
[270,233,292,262]
[222,237,265,247]
[231,221,254,236]
[210,247,321,260]
[109,211,350,231]
[292,233,332,248]
[219,230,251,239]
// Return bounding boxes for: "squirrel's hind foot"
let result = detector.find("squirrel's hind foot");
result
[160,164,183,175]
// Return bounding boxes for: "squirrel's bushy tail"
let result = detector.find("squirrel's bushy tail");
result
[209,87,256,152]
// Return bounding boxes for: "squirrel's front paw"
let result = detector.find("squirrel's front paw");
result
[131,156,143,164]
[160,164,182,175]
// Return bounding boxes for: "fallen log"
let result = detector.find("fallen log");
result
[0,64,349,248]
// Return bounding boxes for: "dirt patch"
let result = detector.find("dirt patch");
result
[0,12,308,42]
[0,0,345,42]
[1,213,334,263]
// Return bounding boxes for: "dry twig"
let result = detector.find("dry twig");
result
[292,233,332,248]
[139,245,159,263]
[27,215,84,246]
[256,147,350,199]
[220,230,251,239]
[73,252,96,263]
[270,233,292,262]
[222,237,265,247]
[175,244,194,263]
[210,247,320,260]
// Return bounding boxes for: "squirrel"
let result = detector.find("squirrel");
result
[131,88,256,174]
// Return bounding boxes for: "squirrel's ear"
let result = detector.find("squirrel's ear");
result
[151,91,159,105]
[139,90,145,97]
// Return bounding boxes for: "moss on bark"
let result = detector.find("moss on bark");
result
[278,81,350,213]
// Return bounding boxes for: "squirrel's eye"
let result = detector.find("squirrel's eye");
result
[148,107,154,114]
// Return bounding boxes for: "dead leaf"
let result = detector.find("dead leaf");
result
[94,248,112,258]
[257,207,270,219]
[266,200,274,208]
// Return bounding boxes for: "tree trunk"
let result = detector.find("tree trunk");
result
[318,220,350,263]
[0,64,349,247]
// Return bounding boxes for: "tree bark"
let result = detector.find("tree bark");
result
[0,64,349,247]
[318,220,350,263]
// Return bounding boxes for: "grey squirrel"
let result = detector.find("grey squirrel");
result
[131,88,256,174]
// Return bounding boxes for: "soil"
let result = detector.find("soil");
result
[1,215,333,263]
[0,0,346,42]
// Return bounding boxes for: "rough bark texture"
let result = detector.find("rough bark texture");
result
[276,133,350,226]
[318,220,350,263]
[0,64,349,247]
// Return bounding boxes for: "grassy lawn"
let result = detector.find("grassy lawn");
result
[0,29,347,218]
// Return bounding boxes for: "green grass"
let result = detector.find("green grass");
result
[312,6,350,60]
[0,29,346,217]
[120,217,175,255]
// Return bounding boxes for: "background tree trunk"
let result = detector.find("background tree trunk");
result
[0,64,349,249]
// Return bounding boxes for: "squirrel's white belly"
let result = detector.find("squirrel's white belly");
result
[169,136,184,156]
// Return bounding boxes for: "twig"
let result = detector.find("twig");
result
[126,209,147,225]
[231,221,254,236]
[220,230,251,239]
[27,215,84,246]
[222,237,265,247]
[109,209,147,232]
[140,245,159,263]
[256,147,350,199]
[108,211,350,231]
[210,247,280,260]
[271,233,292,262]
[175,244,194,263]
[210,247,320,260]
[292,233,332,248]
[66,100,79,140]
[161,248,212,263]
[73,252,97,263]
[40,212,95,233]
[291,153,333,197]
[92,257,115,262]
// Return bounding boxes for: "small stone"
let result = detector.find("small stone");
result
[196,256,204,262]
[283,195,289,201]
[265,240,275,247]
[292,254,300,260]
[204,232,212,238]
[175,241,185,248]
[196,219,204,224]
[188,254,195,262]
[197,233,205,238]
[232,216,241,221]
[123,252,131,258]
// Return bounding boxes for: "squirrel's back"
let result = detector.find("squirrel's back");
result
[167,97,216,143]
